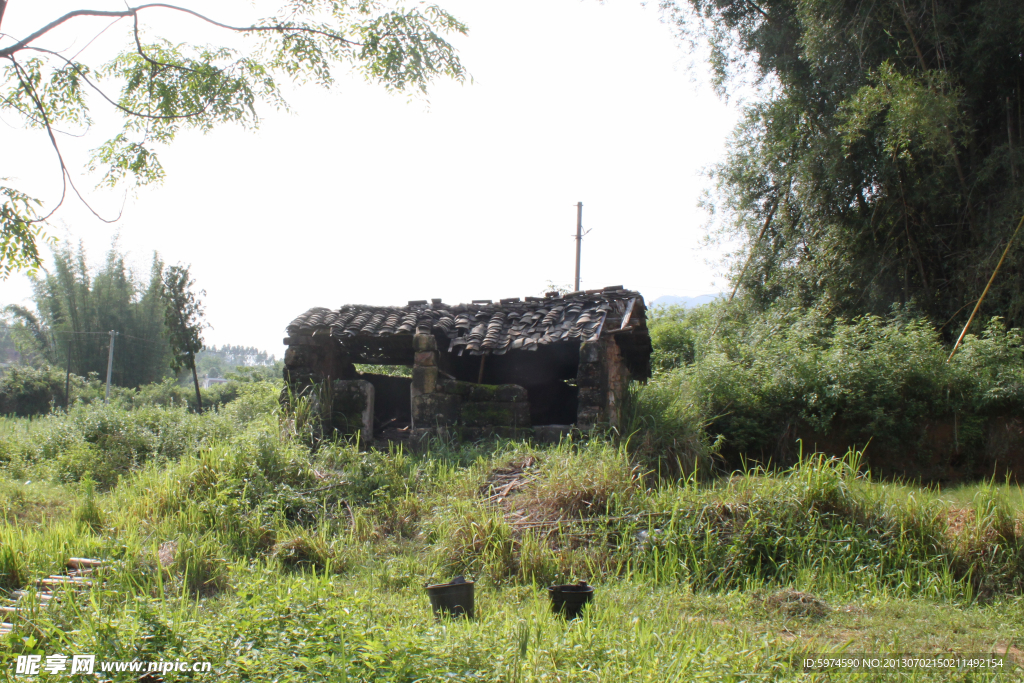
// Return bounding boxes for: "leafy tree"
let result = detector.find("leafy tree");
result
[0,1,467,276]
[2,303,53,366]
[664,0,1024,330]
[19,242,172,386]
[162,263,205,412]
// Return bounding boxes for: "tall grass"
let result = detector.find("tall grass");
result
[0,381,1022,681]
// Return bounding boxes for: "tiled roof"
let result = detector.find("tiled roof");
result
[286,287,646,356]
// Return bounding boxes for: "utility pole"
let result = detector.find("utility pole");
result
[104,330,117,404]
[574,201,583,291]
[64,338,72,411]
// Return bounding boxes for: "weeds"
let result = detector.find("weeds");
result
[0,381,1022,681]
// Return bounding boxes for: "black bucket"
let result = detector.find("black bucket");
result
[548,581,594,619]
[425,576,475,619]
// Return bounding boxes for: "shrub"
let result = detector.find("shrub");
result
[645,302,1024,460]
[56,441,132,489]
[131,377,242,411]
[0,365,84,416]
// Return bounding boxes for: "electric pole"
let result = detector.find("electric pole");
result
[574,202,583,291]
[104,330,117,404]
[65,338,72,411]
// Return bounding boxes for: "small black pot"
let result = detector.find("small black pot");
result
[548,581,594,619]
[425,576,474,619]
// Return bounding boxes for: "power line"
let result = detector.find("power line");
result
[0,325,110,335]
[0,324,161,343]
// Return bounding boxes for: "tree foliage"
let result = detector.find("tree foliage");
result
[161,263,205,411]
[664,0,1024,329]
[0,1,467,276]
[8,242,173,387]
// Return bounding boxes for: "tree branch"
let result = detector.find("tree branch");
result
[0,9,138,59]
[25,46,218,122]
[8,57,69,223]
[0,1,8,34]
[8,56,122,225]
[0,3,361,60]
[746,0,769,20]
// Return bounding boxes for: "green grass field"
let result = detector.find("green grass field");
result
[0,386,1022,681]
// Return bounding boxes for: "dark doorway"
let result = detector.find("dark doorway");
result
[441,341,580,426]
[360,373,412,434]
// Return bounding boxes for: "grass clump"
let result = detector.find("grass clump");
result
[529,441,641,517]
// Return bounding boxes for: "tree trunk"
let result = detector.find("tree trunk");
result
[190,353,203,414]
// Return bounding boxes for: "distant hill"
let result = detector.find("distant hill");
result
[649,294,721,309]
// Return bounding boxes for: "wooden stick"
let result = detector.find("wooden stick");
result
[948,213,1024,362]
[66,557,105,569]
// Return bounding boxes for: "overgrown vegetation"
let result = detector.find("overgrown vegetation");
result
[0,375,1021,680]
[645,301,1024,460]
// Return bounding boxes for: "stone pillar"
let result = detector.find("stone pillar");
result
[576,340,607,429]
[575,337,630,432]
[411,334,439,398]
[411,333,441,429]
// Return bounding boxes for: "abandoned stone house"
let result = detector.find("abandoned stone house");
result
[282,286,652,445]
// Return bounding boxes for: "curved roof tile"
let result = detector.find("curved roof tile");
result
[285,288,646,356]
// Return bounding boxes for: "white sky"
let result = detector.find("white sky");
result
[1,0,739,358]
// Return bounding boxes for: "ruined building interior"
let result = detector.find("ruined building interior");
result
[282,287,652,445]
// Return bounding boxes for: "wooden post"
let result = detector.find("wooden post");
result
[477,353,487,384]
[190,352,203,414]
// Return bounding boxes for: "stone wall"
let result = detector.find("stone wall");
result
[410,333,531,439]
[330,380,374,447]
[283,334,356,388]
[283,330,635,445]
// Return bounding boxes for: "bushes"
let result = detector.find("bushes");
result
[1,394,253,488]
[132,378,241,411]
[0,367,262,419]
[646,303,1024,459]
[0,365,80,416]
